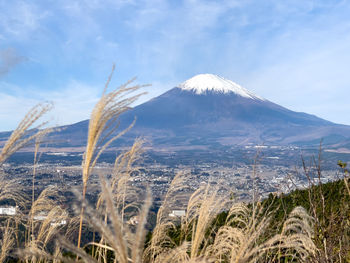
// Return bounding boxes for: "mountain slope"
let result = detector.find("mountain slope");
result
[1,74,350,149]
[115,74,348,146]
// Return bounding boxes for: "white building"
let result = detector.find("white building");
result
[0,206,17,216]
[50,220,67,226]
[169,210,186,217]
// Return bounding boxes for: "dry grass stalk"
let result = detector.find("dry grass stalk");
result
[24,185,69,263]
[145,171,316,263]
[0,177,27,209]
[111,138,144,220]
[93,139,144,260]
[64,215,84,244]
[96,138,144,217]
[151,242,190,263]
[0,103,54,262]
[143,172,191,262]
[60,174,152,263]
[20,240,82,263]
[31,129,53,246]
[339,161,350,196]
[0,220,15,263]
[77,65,146,249]
[205,203,316,262]
[97,175,148,262]
[184,183,230,259]
[145,175,230,262]
[0,102,53,165]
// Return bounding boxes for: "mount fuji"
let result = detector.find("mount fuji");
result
[113,74,349,147]
[2,74,350,149]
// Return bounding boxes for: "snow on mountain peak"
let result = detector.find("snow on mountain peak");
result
[179,74,263,100]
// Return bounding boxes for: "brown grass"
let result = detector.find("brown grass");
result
[205,204,316,262]
[77,65,146,249]
[24,186,68,263]
[0,102,52,165]
[0,220,15,263]
[145,179,316,263]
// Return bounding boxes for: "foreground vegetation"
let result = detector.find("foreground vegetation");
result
[0,71,348,262]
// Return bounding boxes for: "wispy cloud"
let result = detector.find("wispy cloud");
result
[0,1,48,38]
[1,0,350,128]
[0,80,101,130]
[0,48,27,77]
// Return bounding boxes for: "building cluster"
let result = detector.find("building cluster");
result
[1,145,343,217]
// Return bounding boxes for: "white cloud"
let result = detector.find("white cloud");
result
[0,92,38,131]
[0,80,101,130]
[0,77,150,130]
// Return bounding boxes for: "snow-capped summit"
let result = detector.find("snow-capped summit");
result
[179,74,263,100]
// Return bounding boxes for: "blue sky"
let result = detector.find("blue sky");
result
[1,0,350,130]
